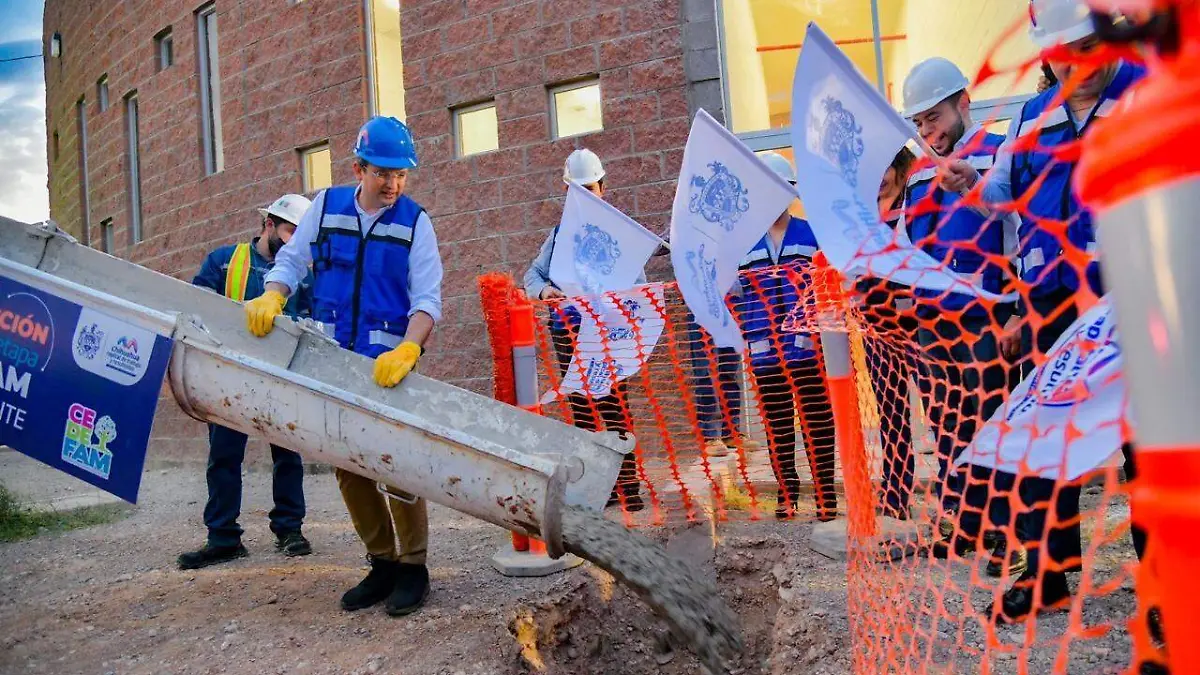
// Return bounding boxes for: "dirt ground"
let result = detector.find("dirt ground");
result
[0,462,1144,675]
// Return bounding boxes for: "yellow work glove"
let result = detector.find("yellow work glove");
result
[373,341,422,388]
[244,290,287,337]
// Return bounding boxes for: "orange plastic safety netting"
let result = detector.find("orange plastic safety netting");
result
[477,13,1170,674]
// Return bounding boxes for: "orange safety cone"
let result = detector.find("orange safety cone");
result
[1076,5,1200,671]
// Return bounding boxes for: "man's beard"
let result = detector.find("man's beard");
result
[268,235,285,257]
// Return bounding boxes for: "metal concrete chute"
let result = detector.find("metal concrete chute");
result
[0,218,630,557]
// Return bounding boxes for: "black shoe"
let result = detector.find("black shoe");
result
[341,556,400,611]
[385,563,430,616]
[177,543,248,570]
[986,571,1071,625]
[985,539,1028,579]
[930,535,974,560]
[275,530,312,557]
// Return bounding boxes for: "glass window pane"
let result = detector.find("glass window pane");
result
[457,105,499,157]
[303,147,332,193]
[369,0,405,119]
[722,0,878,134]
[553,83,603,138]
[878,0,1039,115]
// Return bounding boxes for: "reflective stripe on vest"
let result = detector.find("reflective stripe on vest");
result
[224,243,252,302]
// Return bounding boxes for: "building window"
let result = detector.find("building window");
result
[76,97,92,248]
[125,92,144,244]
[156,28,174,71]
[97,75,109,112]
[52,131,60,162]
[550,80,603,139]
[50,32,62,58]
[101,218,114,254]
[365,0,405,119]
[454,102,499,158]
[300,144,333,193]
[197,3,224,175]
[718,0,1038,148]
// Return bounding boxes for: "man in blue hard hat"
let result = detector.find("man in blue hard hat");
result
[246,116,443,618]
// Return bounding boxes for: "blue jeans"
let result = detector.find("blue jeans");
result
[204,424,306,547]
[687,324,742,440]
[917,313,1014,538]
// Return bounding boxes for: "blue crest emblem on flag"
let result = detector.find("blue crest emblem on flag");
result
[75,323,104,361]
[811,97,864,188]
[688,162,750,232]
[573,223,622,294]
[685,244,728,326]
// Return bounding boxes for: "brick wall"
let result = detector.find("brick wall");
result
[44,0,371,464]
[399,0,694,395]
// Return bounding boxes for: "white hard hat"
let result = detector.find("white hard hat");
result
[902,57,970,118]
[759,151,796,184]
[257,193,312,226]
[562,148,605,185]
[1028,0,1096,49]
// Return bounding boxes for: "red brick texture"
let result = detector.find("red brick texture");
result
[44,0,693,462]
[401,0,691,394]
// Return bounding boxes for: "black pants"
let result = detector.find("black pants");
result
[551,322,639,498]
[204,424,305,547]
[752,359,837,515]
[864,312,916,514]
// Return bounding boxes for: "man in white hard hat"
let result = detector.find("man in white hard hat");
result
[523,148,646,511]
[938,0,1149,627]
[179,193,315,570]
[899,57,1024,580]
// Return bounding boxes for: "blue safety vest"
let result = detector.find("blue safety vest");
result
[736,217,820,368]
[906,129,1007,317]
[310,186,421,358]
[1011,61,1146,298]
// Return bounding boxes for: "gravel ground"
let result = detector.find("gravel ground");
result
[0,460,1143,675]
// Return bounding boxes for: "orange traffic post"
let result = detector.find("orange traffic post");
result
[1076,3,1200,671]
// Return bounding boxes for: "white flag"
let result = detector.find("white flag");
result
[540,285,667,404]
[670,108,796,351]
[790,22,1013,302]
[549,182,663,297]
[956,298,1127,481]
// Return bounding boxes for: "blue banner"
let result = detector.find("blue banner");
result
[0,275,172,503]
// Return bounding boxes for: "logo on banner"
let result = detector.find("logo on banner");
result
[1008,315,1121,419]
[75,323,104,360]
[106,336,143,377]
[685,244,728,327]
[0,293,55,373]
[810,97,864,187]
[573,223,622,293]
[689,162,750,231]
[607,297,643,343]
[61,403,118,479]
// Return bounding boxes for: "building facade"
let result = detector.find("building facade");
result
[43,0,1039,462]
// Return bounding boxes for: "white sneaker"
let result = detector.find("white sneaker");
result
[703,438,730,457]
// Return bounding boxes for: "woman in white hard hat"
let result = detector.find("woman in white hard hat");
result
[179,193,316,570]
[522,149,646,511]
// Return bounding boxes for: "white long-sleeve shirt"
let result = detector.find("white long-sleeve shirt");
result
[264,185,444,322]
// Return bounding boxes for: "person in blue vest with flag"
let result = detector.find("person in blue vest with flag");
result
[939,0,1149,625]
[246,116,444,618]
[900,57,1025,579]
[178,193,315,570]
[733,152,837,521]
[522,148,646,512]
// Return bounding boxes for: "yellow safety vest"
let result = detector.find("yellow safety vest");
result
[223,243,252,302]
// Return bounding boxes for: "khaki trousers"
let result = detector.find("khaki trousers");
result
[335,468,428,565]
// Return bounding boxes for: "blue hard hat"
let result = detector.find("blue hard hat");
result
[354,116,418,170]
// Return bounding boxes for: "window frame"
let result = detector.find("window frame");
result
[155,28,174,71]
[453,100,500,159]
[714,0,1035,154]
[196,3,224,175]
[101,218,114,254]
[125,92,144,245]
[299,143,333,194]
[549,78,603,139]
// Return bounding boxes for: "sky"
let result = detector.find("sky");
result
[0,0,49,224]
